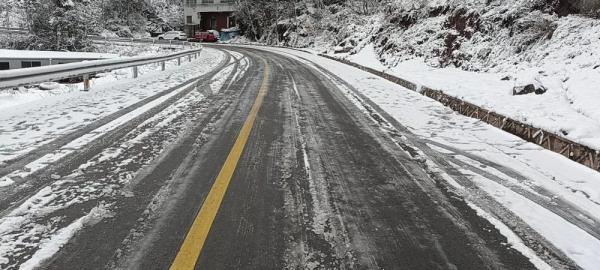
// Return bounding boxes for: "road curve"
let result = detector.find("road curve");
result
[0,46,577,269]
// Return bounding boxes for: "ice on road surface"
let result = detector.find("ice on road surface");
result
[0,48,224,165]
[261,46,600,270]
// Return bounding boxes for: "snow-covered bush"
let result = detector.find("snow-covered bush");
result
[0,0,27,28]
[0,0,182,49]
[231,0,599,81]
[16,0,98,51]
[234,0,388,45]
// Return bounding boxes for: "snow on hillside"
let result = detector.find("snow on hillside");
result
[270,0,600,150]
[341,41,600,150]
[0,0,182,40]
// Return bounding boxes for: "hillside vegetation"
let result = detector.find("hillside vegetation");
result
[0,0,183,51]
[236,0,600,72]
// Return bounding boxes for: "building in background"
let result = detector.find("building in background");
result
[0,49,116,70]
[184,0,237,37]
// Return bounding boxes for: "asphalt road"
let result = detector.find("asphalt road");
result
[0,46,578,269]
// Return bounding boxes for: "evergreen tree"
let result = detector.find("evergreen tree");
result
[22,0,98,51]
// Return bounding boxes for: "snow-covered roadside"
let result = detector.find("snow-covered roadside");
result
[0,50,249,269]
[261,46,600,269]
[0,78,199,187]
[0,43,182,111]
[0,48,225,165]
[333,37,600,151]
[281,8,600,151]
[0,83,204,269]
[93,41,193,56]
[0,86,75,111]
[93,42,171,57]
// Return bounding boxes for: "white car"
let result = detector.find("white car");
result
[157,31,187,40]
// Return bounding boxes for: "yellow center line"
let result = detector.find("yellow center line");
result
[169,58,270,270]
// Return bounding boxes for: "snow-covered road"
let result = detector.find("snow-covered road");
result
[264,46,600,269]
[0,48,221,166]
[0,45,598,269]
[0,47,246,268]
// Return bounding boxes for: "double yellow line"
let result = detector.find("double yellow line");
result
[170,59,270,269]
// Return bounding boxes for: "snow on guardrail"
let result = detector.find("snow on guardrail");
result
[0,47,203,91]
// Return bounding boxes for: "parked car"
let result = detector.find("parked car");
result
[157,31,187,40]
[207,30,220,40]
[191,31,218,42]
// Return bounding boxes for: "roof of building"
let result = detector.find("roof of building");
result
[0,49,117,60]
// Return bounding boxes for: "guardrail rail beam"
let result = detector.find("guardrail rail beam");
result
[0,46,203,91]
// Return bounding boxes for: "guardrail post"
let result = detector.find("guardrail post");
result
[178,57,181,66]
[133,66,139,78]
[83,74,91,91]
[161,61,165,71]
[188,55,192,62]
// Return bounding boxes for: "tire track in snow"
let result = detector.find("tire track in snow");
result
[33,50,253,270]
[0,50,231,214]
[0,48,227,180]
[286,52,580,269]
[0,62,229,269]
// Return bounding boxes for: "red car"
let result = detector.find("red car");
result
[192,32,218,42]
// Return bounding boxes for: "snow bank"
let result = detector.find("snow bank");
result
[336,41,600,150]
[0,86,74,111]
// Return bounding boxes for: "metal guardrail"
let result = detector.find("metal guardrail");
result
[318,53,600,172]
[0,27,28,34]
[0,47,203,91]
